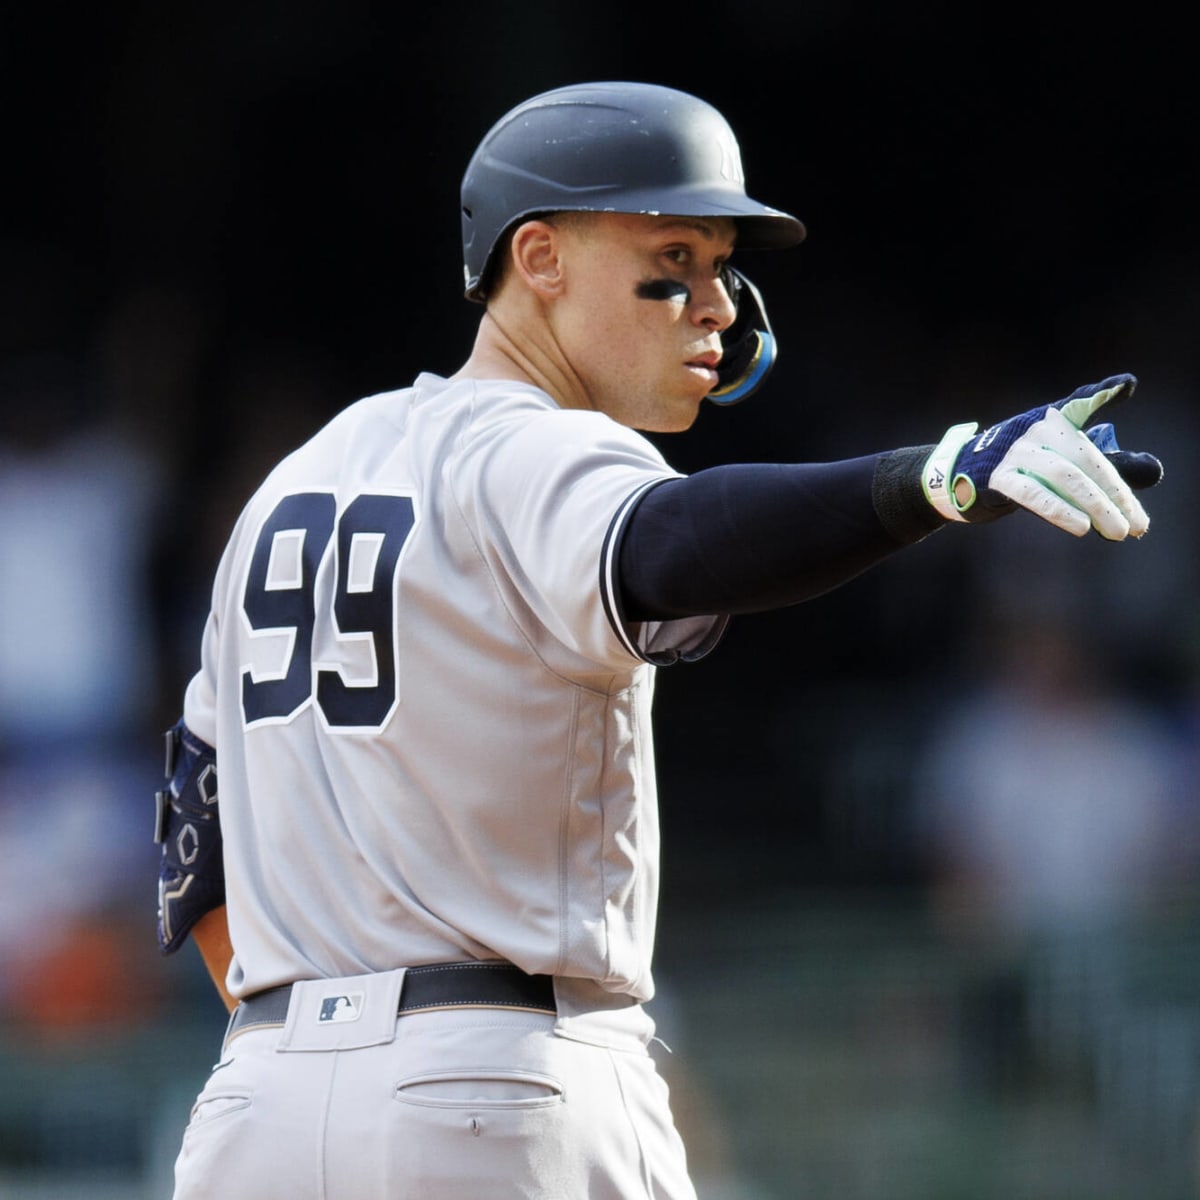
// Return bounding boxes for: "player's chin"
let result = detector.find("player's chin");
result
[649,371,713,432]
[615,373,707,432]
[641,393,703,433]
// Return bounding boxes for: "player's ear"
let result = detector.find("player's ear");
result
[508,219,566,299]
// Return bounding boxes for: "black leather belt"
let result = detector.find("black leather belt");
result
[227,962,556,1039]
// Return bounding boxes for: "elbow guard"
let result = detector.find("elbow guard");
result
[154,720,225,956]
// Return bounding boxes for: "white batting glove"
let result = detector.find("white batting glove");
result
[922,374,1163,540]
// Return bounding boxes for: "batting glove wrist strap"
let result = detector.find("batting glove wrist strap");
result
[922,422,980,522]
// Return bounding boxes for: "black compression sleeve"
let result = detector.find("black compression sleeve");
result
[617,448,942,621]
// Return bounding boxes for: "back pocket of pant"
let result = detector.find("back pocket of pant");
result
[394,1070,563,1110]
[187,1090,253,1129]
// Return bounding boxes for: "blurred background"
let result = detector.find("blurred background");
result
[1,2,1198,1197]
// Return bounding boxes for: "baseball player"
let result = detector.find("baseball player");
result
[156,81,1162,1199]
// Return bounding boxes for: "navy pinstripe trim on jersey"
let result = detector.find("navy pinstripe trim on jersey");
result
[600,477,675,661]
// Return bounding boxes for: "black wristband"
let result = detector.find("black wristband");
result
[872,445,945,544]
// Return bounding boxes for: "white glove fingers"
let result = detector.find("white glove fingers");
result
[994,449,1144,539]
[989,468,1097,537]
[1023,411,1151,536]
[988,434,1147,537]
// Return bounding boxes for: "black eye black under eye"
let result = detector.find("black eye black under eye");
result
[636,280,691,303]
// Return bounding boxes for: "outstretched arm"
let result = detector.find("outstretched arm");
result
[617,374,1162,621]
[617,451,935,619]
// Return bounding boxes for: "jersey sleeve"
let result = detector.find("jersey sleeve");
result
[450,403,727,669]
[182,613,219,747]
[181,503,250,748]
[600,479,730,664]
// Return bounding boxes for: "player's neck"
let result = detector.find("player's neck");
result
[454,311,591,412]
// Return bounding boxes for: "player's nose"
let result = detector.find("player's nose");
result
[692,274,737,332]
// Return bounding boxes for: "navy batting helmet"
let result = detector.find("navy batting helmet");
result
[460,81,806,302]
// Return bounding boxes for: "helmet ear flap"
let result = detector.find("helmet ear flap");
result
[707,268,777,405]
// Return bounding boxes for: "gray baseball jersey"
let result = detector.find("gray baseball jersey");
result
[183,372,726,1002]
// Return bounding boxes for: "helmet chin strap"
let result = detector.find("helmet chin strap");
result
[707,268,776,405]
[633,267,778,405]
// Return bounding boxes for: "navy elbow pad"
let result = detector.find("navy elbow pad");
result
[154,720,225,956]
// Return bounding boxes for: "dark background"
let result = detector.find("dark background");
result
[2,4,1199,1196]
[6,0,1195,763]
